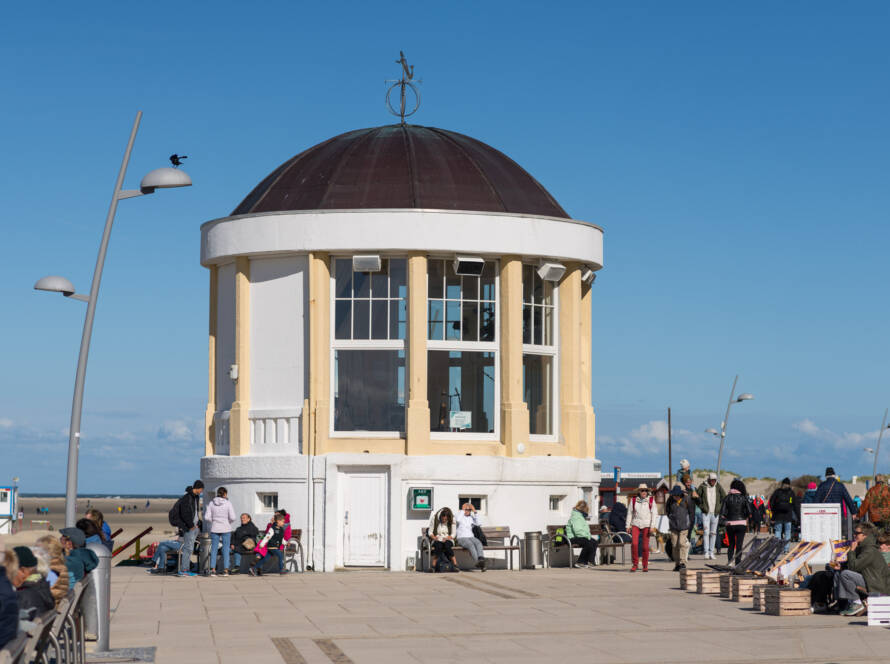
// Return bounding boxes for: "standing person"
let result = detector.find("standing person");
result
[769,478,800,553]
[858,474,890,528]
[565,501,598,569]
[455,502,486,571]
[626,484,657,572]
[231,514,260,573]
[169,480,204,577]
[59,527,98,583]
[802,481,819,503]
[428,507,460,572]
[682,475,700,549]
[697,473,726,560]
[204,486,237,577]
[720,478,752,566]
[666,486,693,571]
[814,468,857,535]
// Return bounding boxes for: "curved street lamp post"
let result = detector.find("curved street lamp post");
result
[34,111,192,527]
[704,375,754,483]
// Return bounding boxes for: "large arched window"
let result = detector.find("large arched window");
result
[331,257,407,434]
[427,258,498,438]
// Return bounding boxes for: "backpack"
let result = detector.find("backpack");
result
[435,557,456,573]
[168,502,179,528]
[552,527,567,547]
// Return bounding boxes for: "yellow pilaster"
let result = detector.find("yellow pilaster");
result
[308,252,331,456]
[499,257,529,456]
[204,266,218,456]
[405,253,430,455]
[229,257,251,456]
[559,264,587,458]
[579,279,596,458]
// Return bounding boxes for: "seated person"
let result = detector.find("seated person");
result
[250,512,288,576]
[429,507,459,572]
[608,502,631,543]
[35,536,69,608]
[147,537,183,573]
[831,524,890,616]
[231,513,260,573]
[454,503,485,571]
[86,508,113,552]
[12,547,54,622]
[60,526,99,584]
[566,500,598,568]
[76,517,104,548]
[0,551,17,649]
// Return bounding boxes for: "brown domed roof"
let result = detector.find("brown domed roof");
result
[232,124,569,218]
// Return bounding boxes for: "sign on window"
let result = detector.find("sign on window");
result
[449,411,472,430]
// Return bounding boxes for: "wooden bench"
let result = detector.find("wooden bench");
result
[420,526,521,571]
[544,523,628,567]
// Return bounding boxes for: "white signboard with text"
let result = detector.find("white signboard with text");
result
[800,503,841,565]
[449,411,472,430]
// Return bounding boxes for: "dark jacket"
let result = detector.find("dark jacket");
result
[802,488,818,504]
[232,521,260,553]
[65,547,99,584]
[169,488,203,535]
[666,495,693,532]
[814,477,857,515]
[720,492,752,523]
[0,567,17,649]
[697,481,726,515]
[608,503,627,534]
[847,535,890,595]
[16,576,54,621]
[769,487,800,523]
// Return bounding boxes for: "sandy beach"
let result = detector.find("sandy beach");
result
[1,496,177,553]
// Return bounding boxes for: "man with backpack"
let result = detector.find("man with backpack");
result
[666,486,694,571]
[625,483,657,572]
[169,480,204,576]
[697,473,726,560]
[769,478,800,553]
[858,474,890,528]
[815,467,857,537]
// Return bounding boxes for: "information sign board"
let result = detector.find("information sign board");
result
[449,411,472,430]
[800,503,841,565]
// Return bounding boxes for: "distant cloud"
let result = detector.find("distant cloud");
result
[158,419,201,442]
[599,419,706,457]
[793,418,876,450]
[0,418,12,429]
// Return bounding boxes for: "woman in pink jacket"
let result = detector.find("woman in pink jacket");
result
[204,487,237,576]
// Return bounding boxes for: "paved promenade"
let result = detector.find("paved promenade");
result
[109,558,890,664]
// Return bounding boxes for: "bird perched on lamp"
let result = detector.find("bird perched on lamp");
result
[169,154,188,167]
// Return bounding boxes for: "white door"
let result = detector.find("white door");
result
[342,471,388,567]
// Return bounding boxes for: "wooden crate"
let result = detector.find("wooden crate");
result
[696,571,722,595]
[719,573,734,599]
[679,567,697,590]
[752,584,769,612]
[733,575,769,602]
[868,596,890,627]
[764,586,810,616]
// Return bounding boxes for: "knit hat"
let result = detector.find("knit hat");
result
[13,546,38,568]
[670,486,684,497]
[781,477,791,485]
[60,526,86,548]
[807,482,817,490]
[825,467,836,477]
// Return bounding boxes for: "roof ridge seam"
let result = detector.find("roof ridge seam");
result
[316,127,377,209]
[425,127,508,212]
[401,125,419,208]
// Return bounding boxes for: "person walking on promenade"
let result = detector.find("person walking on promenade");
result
[720,479,753,566]
[666,486,693,571]
[455,502,486,571]
[566,501,598,569]
[815,467,857,535]
[697,473,725,560]
[769,478,799,553]
[204,486,237,577]
[626,484,657,572]
[169,480,204,577]
[858,474,890,528]
[802,481,819,503]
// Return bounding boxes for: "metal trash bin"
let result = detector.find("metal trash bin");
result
[523,531,543,569]
[198,533,212,574]
[83,542,111,651]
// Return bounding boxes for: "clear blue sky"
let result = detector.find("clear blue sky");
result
[2,2,888,493]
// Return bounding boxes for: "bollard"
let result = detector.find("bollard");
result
[83,542,111,651]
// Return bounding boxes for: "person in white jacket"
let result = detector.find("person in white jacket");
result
[204,487,237,576]
[625,483,658,573]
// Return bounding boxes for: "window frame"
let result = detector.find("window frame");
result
[522,264,559,442]
[329,256,407,438]
[427,257,500,441]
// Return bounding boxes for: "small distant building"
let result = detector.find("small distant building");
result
[0,486,18,535]
[599,473,663,508]
[199,114,604,571]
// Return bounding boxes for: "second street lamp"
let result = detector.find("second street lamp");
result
[34,111,192,528]
[705,375,754,483]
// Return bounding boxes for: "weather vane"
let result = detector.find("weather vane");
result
[385,51,421,123]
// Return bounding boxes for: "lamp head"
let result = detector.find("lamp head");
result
[705,428,719,436]
[140,167,192,194]
[865,448,875,454]
[736,393,754,402]
[34,275,76,297]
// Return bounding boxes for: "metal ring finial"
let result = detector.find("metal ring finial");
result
[385,51,421,123]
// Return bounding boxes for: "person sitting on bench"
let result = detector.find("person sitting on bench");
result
[455,502,485,571]
[429,507,460,572]
[566,500,598,569]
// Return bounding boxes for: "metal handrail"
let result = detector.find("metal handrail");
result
[112,525,153,558]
